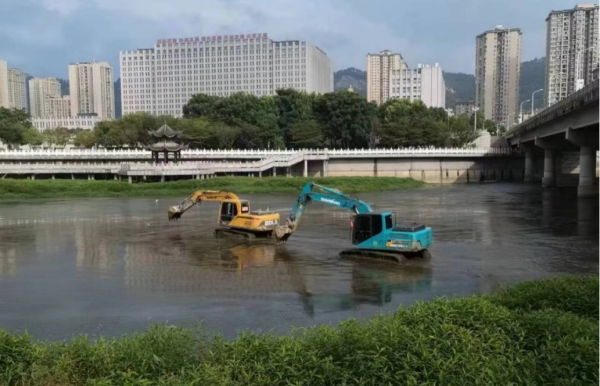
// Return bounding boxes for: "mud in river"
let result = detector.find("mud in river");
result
[0,183,597,340]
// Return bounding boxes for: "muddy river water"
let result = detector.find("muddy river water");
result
[0,183,597,340]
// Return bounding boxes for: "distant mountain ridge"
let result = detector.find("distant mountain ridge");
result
[334,57,546,110]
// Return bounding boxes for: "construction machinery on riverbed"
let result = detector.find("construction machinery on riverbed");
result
[168,191,280,239]
[274,183,433,263]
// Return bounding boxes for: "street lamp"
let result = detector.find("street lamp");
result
[445,108,453,129]
[519,100,530,123]
[506,112,515,130]
[531,89,543,115]
[575,46,596,91]
[472,106,480,131]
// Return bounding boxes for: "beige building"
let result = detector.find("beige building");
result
[7,69,27,111]
[69,61,115,119]
[367,50,407,104]
[545,3,599,106]
[29,77,61,118]
[475,26,522,125]
[0,60,9,108]
[120,33,333,116]
[45,95,71,118]
[368,51,445,107]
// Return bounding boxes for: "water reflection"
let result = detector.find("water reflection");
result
[0,185,597,340]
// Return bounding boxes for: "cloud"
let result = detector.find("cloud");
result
[0,0,571,79]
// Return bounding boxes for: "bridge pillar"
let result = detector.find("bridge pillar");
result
[128,176,132,184]
[542,150,556,187]
[287,167,291,177]
[323,160,328,177]
[71,174,74,180]
[303,159,308,177]
[524,151,534,182]
[259,171,262,178]
[113,174,117,180]
[578,146,598,198]
[273,167,276,177]
[161,175,165,182]
[51,175,55,180]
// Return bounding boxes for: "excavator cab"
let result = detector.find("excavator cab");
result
[352,213,386,244]
[219,200,250,225]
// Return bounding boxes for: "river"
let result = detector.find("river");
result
[0,183,597,340]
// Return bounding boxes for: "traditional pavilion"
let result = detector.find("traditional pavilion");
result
[146,124,188,164]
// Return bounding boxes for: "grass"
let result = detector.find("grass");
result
[0,177,424,200]
[0,275,597,385]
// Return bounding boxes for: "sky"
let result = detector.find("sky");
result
[0,0,585,80]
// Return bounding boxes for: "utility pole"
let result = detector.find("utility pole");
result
[472,106,480,131]
[531,89,544,115]
[520,100,530,123]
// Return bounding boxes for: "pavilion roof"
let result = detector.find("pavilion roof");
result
[148,124,182,139]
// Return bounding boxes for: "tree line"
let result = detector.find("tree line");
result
[0,90,503,150]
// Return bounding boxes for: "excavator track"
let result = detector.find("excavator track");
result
[214,228,279,240]
[340,249,432,264]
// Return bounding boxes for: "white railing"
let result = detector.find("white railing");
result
[0,147,516,160]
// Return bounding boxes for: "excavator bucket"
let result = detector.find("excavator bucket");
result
[168,206,183,221]
[274,222,294,244]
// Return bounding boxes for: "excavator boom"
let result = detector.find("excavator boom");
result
[275,183,372,243]
[168,190,239,220]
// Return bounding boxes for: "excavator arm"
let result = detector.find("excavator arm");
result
[168,191,240,221]
[275,183,372,243]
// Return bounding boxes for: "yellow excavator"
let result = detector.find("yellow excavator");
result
[168,191,281,239]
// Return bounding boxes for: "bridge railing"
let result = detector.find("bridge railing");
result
[506,79,599,137]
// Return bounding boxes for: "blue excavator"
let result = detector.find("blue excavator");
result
[274,183,433,263]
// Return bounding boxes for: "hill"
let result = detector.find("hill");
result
[333,67,367,96]
[519,57,546,110]
[444,72,475,108]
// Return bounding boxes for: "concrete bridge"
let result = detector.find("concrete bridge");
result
[506,80,599,197]
[0,147,523,184]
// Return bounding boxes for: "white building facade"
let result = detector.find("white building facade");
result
[120,33,333,116]
[7,69,27,111]
[69,62,115,119]
[45,95,71,118]
[545,3,599,106]
[0,60,9,108]
[29,77,61,118]
[31,115,101,131]
[390,64,445,108]
[367,51,445,108]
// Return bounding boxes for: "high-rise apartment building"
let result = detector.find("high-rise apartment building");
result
[545,3,599,106]
[7,69,27,111]
[367,50,407,105]
[29,77,61,118]
[69,62,115,119]
[120,33,333,116]
[45,95,71,118]
[367,51,445,107]
[0,60,9,108]
[475,26,522,125]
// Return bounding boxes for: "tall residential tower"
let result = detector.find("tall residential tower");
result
[545,3,599,106]
[29,78,61,117]
[475,26,522,125]
[120,33,333,116]
[68,61,115,119]
[7,69,27,111]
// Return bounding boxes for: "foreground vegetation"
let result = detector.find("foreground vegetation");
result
[0,177,424,200]
[0,276,597,385]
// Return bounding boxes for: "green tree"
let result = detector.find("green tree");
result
[21,127,44,146]
[288,120,324,149]
[275,89,315,146]
[0,107,32,147]
[182,93,221,118]
[379,99,449,148]
[314,90,378,148]
[448,114,480,147]
[44,127,71,146]
[73,130,96,148]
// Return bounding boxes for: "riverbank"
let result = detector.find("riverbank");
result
[0,275,597,385]
[0,177,423,200]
